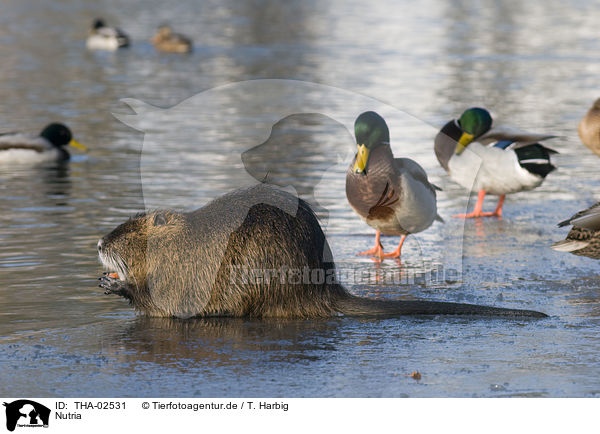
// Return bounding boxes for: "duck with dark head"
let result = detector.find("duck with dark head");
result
[86,18,129,51]
[435,107,557,218]
[346,111,442,261]
[0,123,86,163]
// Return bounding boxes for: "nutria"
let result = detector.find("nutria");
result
[97,185,547,319]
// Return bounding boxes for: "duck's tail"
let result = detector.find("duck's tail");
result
[515,144,557,178]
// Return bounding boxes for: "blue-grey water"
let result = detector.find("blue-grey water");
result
[1,0,600,397]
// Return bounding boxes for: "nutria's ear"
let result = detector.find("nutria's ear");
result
[153,213,168,226]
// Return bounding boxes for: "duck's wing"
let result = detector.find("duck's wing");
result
[551,238,591,253]
[479,127,558,179]
[394,157,439,194]
[0,143,47,152]
[0,134,49,152]
[478,126,558,151]
[394,157,444,225]
[95,26,119,38]
[115,28,129,44]
[173,33,192,44]
[96,26,128,42]
[558,202,600,230]
[346,149,401,223]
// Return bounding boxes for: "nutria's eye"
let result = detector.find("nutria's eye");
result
[153,214,167,226]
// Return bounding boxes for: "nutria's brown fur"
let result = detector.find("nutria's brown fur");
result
[98,185,547,319]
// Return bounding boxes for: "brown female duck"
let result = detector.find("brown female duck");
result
[578,98,600,156]
[552,202,600,259]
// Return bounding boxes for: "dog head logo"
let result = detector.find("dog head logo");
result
[3,400,50,432]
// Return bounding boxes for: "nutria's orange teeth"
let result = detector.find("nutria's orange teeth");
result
[108,272,119,279]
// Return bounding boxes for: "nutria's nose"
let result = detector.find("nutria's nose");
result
[97,239,103,252]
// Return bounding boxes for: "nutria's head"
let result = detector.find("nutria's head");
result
[97,210,185,289]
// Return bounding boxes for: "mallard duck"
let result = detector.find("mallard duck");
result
[434,107,557,218]
[151,25,192,53]
[86,18,129,51]
[578,98,600,157]
[551,202,600,259]
[346,111,442,260]
[0,123,86,163]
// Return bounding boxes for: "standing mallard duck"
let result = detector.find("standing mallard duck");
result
[86,18,130,51]
[346,111,442,260]
[578,98,600,157]
[0,123,86,164]
[434,107,557,218]
[551,202,600,259]
[151,25,193,53]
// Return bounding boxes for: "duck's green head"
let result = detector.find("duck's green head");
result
[40,123,87,150]
[456,107,492,154]
[353,111,389,174]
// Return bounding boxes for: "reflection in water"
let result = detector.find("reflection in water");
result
[441,0,523,113]
[224,0,324,79]
[0,162,72,201]
[228,0,320,45]
[107,317,342,367]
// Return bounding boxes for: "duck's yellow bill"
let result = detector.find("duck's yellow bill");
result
[455,132,474,155]
[69,138,87,151]
[353,144,369,174]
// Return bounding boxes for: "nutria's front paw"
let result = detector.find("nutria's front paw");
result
[98,273,128,298]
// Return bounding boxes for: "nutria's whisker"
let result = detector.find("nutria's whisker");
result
[99,249,129,282]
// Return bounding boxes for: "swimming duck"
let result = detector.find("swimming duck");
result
[86,18,129,51]
[434,107,557,218]
[346,111,442,260]
[578,98,600,157]
[151,25,192,53]
[0,123,86,163]
[551,202,600,259]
